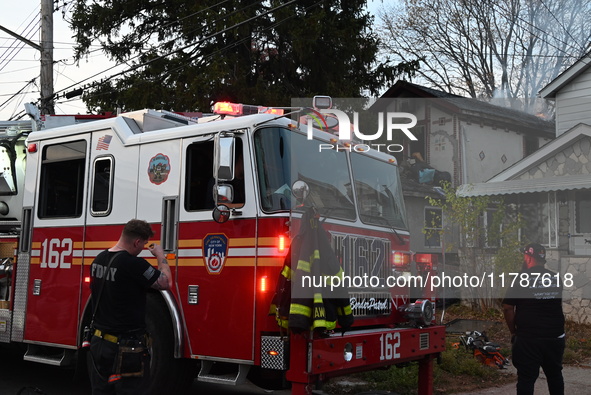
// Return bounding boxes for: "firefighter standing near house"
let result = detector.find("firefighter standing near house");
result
[88,219,173,395]
[502,243,565,395]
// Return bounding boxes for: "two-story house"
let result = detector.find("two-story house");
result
[457,51,591,323]
[373,81,555,261]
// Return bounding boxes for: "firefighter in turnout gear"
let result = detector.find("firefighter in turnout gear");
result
[272,207,353,334]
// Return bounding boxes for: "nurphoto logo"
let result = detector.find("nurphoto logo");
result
[305,108,418,153]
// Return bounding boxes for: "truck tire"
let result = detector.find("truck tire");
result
[145,292,196,395]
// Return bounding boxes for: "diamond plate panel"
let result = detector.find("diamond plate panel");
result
[11,251,31,342]
[261,335,288,370]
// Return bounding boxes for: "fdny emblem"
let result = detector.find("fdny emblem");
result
[148,153,171,185]
[203,234,228,275]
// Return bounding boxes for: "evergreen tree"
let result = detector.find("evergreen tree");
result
[65,0,414,113]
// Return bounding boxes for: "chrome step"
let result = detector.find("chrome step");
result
[23,345,73,366]
[197,360,250,385]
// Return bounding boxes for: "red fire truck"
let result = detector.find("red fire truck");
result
[0,99,445,394]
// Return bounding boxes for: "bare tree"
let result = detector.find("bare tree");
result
[378,0,591,112]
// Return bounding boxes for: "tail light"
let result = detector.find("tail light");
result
[278,235,286,253]
[259,275,268,293]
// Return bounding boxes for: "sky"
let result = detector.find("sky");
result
[0,1,384,121]
[0,1,126,120]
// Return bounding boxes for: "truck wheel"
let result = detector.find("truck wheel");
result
[145,292,196,395]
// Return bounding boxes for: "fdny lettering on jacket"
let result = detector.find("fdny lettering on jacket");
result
[91,262,117,282]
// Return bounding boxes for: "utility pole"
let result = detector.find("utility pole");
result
[0,0,54,115]
[40,0,55,115]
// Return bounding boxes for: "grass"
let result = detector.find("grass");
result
[323,303,591,395]
[563,320,591,364]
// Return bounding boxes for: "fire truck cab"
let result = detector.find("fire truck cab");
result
[0,101,445,394]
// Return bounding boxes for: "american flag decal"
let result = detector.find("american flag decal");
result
[96,135,112,150]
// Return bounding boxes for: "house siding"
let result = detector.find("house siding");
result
[462,125,525,183]
[502,134,591,323]
[555,67,591,136]
[516,136,591,179]
[558,254,591,324]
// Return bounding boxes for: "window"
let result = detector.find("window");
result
[519,191,558,247]
[408,125,426,162]
[185,140,214,211]
[483,208,500,248]
[424,207,442,247]
[91,156,113,216]
[0,142,18,195]
[575,190,591,233]
[38,140,87,218]
[185,139,244,211]
[524,136,539,157]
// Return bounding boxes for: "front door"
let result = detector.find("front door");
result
[178,135,256,361]
[24,136,90,346]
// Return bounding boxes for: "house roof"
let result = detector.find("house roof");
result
[401,176,444,198]
[457,123,591,197]
[375,80,554,138]
[539,51,591,99]
[457,174,591,197]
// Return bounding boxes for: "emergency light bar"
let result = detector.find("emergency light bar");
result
[213,102,284,116]
[392,251,411,268]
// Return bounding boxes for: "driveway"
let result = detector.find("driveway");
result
[455,362,591,394]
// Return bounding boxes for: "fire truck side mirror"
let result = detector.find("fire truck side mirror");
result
[214,135,235,181]
[291,180,310,204]
[212,204,231,223]
[216,184,234,204]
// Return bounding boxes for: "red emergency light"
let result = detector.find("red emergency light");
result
[213,102,284,116]
[214,102,243,115]
[392,251,411,268]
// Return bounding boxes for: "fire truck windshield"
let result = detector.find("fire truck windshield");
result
[254,127,407,229]
[254,127,355,219]
[350,152,407,229]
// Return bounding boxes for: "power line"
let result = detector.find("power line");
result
[147,0,324,85]
[0,15,40,73]
[51,0,299,102]
[489,0,588,59]
[0,79,36,111]
[8,1,322,115]
[49,1,261,100]
[1,65,41,74]
[538,0,586,53]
